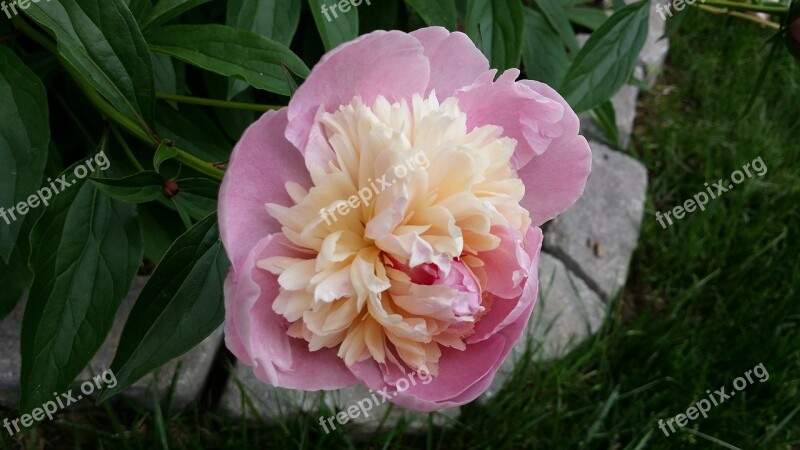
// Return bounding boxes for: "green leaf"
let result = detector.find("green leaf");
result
[308,0,359,51]
[522,7,570,86]
[560,0,650,113]
[405,0,457,30]
[21,167,143,416]
[138,202,182,264]
[532,0,579,53]
[226,0,302,99]
[173,178,219,220]
[99,213,229,402]
[155,104,232,162]
[226,0,300,45]
[149,24,310,97]
[152,53,177,96]
[90,172,165,203]
[142,0,212,30]
[0,211,39,321]
[590,100,620,148]
[126,0,153,22]
[153,142,179,173]
[23,0,155,127]
[0,48,49,264]
[465,0,524,70]
[566,6,609,31]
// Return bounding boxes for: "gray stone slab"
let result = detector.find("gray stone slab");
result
[218,362,460,436]
[0,276,222,410]
[478,252,606,402]
[217,362,322,421]
[543,141,648,300]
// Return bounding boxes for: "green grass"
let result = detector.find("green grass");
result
[2,10,799,450]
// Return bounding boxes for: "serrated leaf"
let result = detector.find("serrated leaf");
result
[90,172,164,203]
[148,24,309,97]
[466,0,524,70]
[99,213,229,402]
[308,0,359,51]
[142,0,212,29]
[522,7,570,86]
[21,167,143,416]
[405,0,457,30]
[560,0,650,113]
[0,48,49,264]
[23,0,155,127]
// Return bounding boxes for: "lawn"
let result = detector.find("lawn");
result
[3,9,799,450]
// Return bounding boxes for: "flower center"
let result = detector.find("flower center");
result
[260,93,531,375]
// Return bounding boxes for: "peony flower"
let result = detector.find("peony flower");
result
[219,27,591,412]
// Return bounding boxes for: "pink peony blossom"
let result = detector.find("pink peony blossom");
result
[218,27,591,412]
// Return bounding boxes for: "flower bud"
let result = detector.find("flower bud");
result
[162,179,179,198]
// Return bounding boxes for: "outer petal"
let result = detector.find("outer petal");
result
[409,27,490,99]
[224,234,358,390]
[516,80,591,227]
[456,69,569,169]
[517,134,591,227]
[349,228,542,411]
[219,109,311,271]
[286,30,431,165]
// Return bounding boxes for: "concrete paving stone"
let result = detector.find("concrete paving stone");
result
[542,141,648,300]
[0,276,222,411]
[478,252,607,403]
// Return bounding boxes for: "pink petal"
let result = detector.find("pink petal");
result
[515,80,591,227]
[468,227,542,344]
[348,228,542,411]
[410,27,490,100]
[286,30,431,166]
[517,134,592,227]
[476,226,536,300]
[218,109,311,272]
[456,70,569,169]
[350,296,536,412]
[224,233,358,390]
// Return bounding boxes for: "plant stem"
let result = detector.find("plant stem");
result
[110,125,145,172]
[156,92,282,112]
[700,0,789,14]
[14,17,225,181]
[696,4,781,28]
